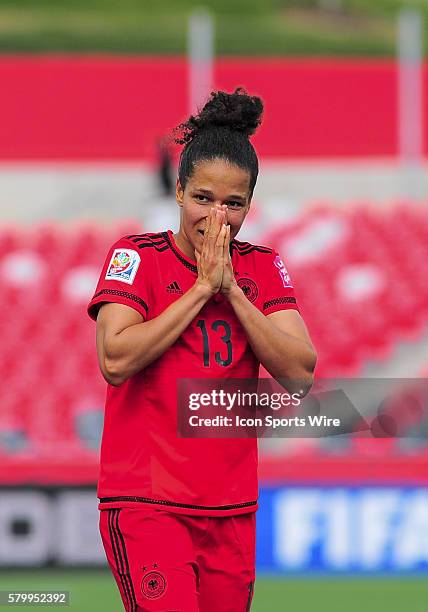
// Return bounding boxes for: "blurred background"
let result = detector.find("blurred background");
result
[0,0,428,610]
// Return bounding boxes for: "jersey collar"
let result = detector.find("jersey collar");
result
[164,230,237,275]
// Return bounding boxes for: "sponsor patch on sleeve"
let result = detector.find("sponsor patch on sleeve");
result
[274,254,293,288]
[105,249,140,285]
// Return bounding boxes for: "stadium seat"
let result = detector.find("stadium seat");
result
[1,210,427,464]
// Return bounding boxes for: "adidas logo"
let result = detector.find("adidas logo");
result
[167,281,183,294]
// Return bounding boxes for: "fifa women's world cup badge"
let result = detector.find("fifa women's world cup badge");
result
[237,277,259,302]
[105,249,140,285]
[141,571,167,600]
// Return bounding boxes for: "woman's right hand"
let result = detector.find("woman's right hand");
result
[195,206,227,295]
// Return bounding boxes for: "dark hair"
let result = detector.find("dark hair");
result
[175,88,263,197]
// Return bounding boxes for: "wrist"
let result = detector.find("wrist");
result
[194,280,218,299]
[222,282,241,300]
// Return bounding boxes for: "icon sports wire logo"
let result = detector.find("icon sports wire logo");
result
[167,281,183,294]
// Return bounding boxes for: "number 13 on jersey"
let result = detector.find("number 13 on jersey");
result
[196,319,233,367]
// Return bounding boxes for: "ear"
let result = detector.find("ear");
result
[176,179,184,208]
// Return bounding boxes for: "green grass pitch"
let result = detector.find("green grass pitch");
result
[0,571,427,611]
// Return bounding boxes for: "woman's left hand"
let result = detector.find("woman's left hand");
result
[220,225,238,296]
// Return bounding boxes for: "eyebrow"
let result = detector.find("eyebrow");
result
[195,188,246,201]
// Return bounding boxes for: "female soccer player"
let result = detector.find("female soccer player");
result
[88,88,316,611]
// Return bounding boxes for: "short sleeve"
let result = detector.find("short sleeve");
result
[261,250,299,316]
[87,237,149,321]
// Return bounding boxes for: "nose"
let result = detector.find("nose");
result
[200,204,228,230]
[213,203,228,220]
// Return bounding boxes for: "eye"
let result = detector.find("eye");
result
[194,194,210,203]
[227,201,244,209]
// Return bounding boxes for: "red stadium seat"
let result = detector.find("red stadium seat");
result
[1,211,427,465]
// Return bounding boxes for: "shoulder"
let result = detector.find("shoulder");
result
[101,232,170,283]
[231,238,274,258]
[119,231,170,252]
[231,240,277,264]
[231,239,293,283]
[108,232,170,260]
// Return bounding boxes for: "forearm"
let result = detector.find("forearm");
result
[227,286,316,394]
[103,283,212,384]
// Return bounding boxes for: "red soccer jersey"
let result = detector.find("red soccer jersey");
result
[88,231,298,516]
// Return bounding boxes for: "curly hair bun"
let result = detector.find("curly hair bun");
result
[176,88,263,145]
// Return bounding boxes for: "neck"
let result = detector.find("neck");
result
[172,230,196,261]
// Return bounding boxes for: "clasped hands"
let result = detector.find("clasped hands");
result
[195,204,237,297]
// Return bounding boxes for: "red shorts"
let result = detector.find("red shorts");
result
[99,506,256,612]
